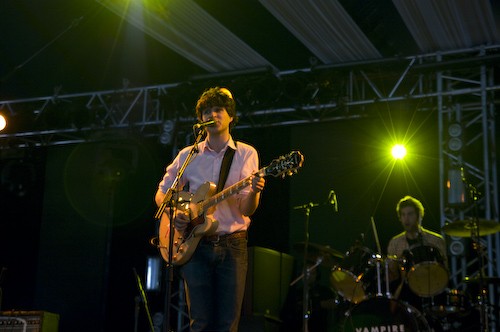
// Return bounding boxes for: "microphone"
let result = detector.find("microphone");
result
[193,120,215,130]
[328,190,338,212]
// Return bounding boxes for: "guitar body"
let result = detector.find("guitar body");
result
[156,150,304,266]
[159,182,219,266]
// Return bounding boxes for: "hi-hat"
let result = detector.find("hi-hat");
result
[442,219,500,237]
[294,242,344,259]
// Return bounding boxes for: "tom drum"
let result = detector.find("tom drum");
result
[330,247,375,304]
[405,245,448,297]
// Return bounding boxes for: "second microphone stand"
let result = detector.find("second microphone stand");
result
[292,202,318,332]
[292,192,337,332]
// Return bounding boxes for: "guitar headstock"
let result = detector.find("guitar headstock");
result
[264,151,304,178]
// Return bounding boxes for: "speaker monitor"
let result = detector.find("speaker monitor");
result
[242,246,294,320]
[0,311,59,332]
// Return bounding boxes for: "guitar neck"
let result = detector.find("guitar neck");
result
[199,168,265,211]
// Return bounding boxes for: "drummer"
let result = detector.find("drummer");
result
[387,196,448,303]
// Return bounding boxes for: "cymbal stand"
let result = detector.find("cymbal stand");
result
[465,179,489,332]
[471,220,490,332]
[292,202,319,332]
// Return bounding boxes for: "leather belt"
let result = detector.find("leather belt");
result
[203,231,247,244]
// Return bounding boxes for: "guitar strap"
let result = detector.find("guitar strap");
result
[216,142,236,193]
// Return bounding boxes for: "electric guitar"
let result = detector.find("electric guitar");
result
[158,150,304,266]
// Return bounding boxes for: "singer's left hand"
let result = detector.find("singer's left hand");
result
[250,175,265,193]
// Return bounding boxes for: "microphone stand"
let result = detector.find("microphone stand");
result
[292,202,318,332]
[154,127,206,332]
[292,192,338,332]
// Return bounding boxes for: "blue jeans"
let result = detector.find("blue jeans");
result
[179,235,248,332]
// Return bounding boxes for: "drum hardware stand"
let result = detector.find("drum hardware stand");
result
[370,217,392,298]
[290,256,323,287]
[465,176,490,332]
[470,221,490,332]
[370,255,393,298]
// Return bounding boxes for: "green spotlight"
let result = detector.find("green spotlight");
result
[391,144,407,159]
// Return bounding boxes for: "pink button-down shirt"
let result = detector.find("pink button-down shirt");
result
[158,137,259,234]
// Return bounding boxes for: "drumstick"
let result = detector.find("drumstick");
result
[370,216,382,255]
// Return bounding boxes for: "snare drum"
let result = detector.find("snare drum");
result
[406,245,448,297]
[340,297,430,332]
[427,289,471,318]
[330,247,375,304]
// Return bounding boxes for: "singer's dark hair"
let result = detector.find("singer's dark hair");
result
[195,87,237,127]
[396,195,424,220]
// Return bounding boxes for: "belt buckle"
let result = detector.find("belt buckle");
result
[213,234,221,243]
[208,234,220,244]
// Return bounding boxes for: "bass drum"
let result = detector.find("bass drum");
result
[340,297,430,332]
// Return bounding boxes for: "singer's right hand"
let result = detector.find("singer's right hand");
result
[173,209,190,231]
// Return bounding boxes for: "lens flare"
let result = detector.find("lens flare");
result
[391,144,407,159]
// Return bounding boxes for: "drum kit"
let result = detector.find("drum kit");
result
[293,218,500,332]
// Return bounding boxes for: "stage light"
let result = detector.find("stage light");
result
[448,137,463,151]
[447,122,463,151]
[0,113,7,131]
[391,144,407,159]
[449,237,466,256]
[447,168,466,205]
[145,256,162,291]
[159,120,175,145]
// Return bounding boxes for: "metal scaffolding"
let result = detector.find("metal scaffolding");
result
[1,46,499,147]
[436,49,499,330]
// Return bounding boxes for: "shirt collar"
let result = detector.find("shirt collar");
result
[199,136,236,153]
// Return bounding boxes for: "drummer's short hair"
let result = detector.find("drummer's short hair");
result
[396,195,424,220]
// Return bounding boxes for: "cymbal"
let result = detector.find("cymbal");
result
[442,219,500,237]
[293,242,344,259]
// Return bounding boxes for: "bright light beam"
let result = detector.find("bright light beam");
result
[0,114,6,131]
[391,144,407,159]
